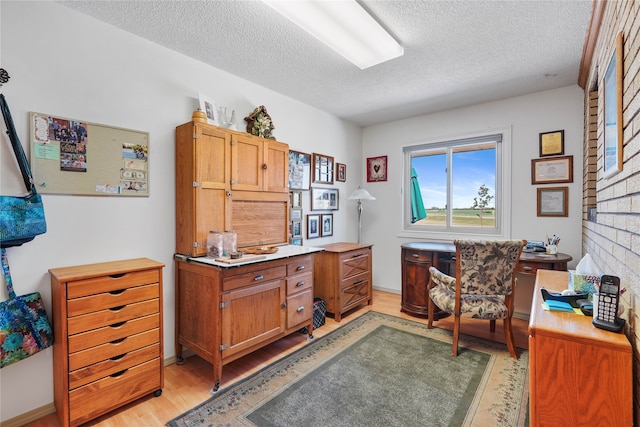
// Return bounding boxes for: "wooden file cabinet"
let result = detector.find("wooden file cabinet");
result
[529,270,632,426]
[314,242,373,322]
[49,258,165,427]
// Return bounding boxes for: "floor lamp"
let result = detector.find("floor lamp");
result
[348,186,376,244]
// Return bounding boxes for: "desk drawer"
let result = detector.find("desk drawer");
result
[340,279,370,311]
[403,249,433,263]
[286,289,313,329]
[339,250,370,280]
[518,261,553,275]
[286,271,313,295]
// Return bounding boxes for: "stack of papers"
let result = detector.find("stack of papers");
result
[543,300,575,312]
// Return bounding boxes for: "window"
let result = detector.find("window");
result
[402,130,511,239]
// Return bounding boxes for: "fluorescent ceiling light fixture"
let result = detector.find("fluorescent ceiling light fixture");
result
[263,0,404,69]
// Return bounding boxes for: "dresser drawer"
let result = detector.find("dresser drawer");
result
[518,261,553,275]
[68,314,160,353]
[286,255,313,276]
[340,271,369,290]
[340,279,370,311]
[67,283,159,317]
[286,289,313,329]
[67,299,159,335]
[69,344,160,389]
[69,358,162,426]
[403,248,433,263]
[69,328,160,371]
[67,269,160,299]
[286,271,313,295]
[339,250,370,280]
[222,266,286,291]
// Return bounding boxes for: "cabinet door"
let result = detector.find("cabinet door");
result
[264,140,289,193]
[221,280,285,359]
[401,250,433,315]
[230,133,263,191]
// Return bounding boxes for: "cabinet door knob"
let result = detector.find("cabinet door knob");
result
[281,302,287,309]
[297,306,305,312]
[262,164,268,170]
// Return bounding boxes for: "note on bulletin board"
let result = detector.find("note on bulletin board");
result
[29,112,150,196]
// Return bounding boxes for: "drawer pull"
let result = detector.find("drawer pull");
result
[110,353,127,361]
[296,281,305,287]
[254,274,264,281]
[522,266,532,271]
[110,337,126,344]
[110,369,128,378]
[109,289,126,295]
[110,305,126,311]
[296,306,305,312]
[353,279,364,285]
[109,321,127,328]
[296,265,305,271]
[412,253,420,258]
[109,273,126,279]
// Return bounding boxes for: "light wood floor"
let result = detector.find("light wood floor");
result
[22,290,529,427]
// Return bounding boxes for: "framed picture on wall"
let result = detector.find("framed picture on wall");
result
[321,214,333,237]
[307,214,320,239]
[311,187,339,211]
[312,153,334,184]
[539,130,564,157]
[603,31,624,178]
[336,163,346,182]
[367,155,388,182]
[537,187,568,217]
[288,151,311,190]
[531,156,573,184]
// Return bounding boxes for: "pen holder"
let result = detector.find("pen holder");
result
[545,244,558,255]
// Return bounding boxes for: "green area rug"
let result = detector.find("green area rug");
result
[167,311,528,427]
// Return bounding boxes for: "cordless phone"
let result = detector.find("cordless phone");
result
[592,275,625,333]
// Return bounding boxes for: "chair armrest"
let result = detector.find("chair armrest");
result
[428,266,456,291]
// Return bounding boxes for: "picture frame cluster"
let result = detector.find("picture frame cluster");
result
[532,130,572,217]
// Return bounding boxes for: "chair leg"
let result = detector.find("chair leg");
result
[503,317,519,359]
[452,314,460,357]
[489,319,496,333]
[427,289,434,329]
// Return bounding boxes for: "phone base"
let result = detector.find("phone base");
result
[593,317,625,333]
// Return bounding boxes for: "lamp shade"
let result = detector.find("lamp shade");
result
[348,187,376,201]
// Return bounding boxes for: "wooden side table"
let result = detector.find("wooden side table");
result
[313,242,372,321]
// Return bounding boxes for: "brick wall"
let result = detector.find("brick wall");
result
[582,0,640,422]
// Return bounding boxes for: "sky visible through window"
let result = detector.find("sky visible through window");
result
[412,147,496,210]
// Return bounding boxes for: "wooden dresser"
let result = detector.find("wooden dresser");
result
[313,242,373,321]
[529,270,632,426]
[49,258,165,427]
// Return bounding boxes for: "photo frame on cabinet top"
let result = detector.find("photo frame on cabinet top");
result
[603,31,623,179]
[198,93,219,126]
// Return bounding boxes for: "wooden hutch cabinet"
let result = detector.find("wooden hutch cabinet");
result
[49,258,164,427]
[175,120,289,257]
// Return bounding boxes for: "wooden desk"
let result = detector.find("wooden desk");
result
[400,242,572,318]
[528,270,632,426]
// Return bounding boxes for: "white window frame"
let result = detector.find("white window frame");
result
[399,128,512,241]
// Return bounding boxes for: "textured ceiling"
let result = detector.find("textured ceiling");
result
[58,0,594,127]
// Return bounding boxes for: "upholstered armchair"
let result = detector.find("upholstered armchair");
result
[427,239,525,359]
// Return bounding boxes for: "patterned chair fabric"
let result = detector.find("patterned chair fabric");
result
[427,239,525,359]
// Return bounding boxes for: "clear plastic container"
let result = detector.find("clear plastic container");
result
[207,231,223,258]
[223,230,237,255]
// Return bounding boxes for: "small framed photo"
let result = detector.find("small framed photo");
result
[367,155,388,182]
[290,191,302,208]
[307,214,320,239]
[336,163,346,182]
[311,187,339,211]
[288,150,311,190]
[537,187,568,217]
[539,130,564,157]
[291,237,303,246]
[312,153,334,184]
[198,93,219,126]
[290,208,302,221]
[291,220,302,238]
[531,155,573,184]
[321,214,333,237]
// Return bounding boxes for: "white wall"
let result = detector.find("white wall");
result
[361,85,584,309]
[0,1,361,421]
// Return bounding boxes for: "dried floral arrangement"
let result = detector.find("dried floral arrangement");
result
[244,105,275,139]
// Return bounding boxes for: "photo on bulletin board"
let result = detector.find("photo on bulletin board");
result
[30,112,150,197]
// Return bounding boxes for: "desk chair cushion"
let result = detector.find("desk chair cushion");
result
[429,267,509,319]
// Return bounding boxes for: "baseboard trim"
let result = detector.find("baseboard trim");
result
[0,357,178,426]
[0,403,56,427]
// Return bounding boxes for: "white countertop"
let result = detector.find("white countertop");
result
[180,245,325,268]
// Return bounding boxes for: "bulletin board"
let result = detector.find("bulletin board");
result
[29,112,150,196]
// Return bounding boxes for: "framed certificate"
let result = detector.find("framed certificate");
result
[539,130,564,157]
[531,155,573,184]
[537,187,568,217]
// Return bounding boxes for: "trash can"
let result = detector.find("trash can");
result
[299,297,326,334]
